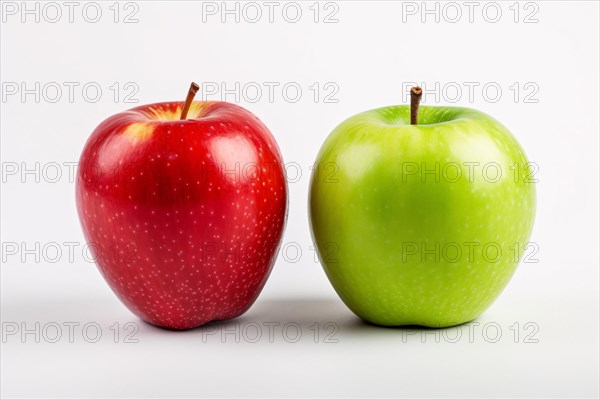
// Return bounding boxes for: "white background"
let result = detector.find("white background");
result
[1,1,599,398]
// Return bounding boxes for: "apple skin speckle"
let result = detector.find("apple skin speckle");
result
[76,101,287,330]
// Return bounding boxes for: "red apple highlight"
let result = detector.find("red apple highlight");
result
[76,84,287,329]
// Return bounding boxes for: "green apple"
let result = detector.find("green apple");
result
[309,94,536,327]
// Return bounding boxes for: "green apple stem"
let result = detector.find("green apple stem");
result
[180,82,200,120]
[410,86,422,125]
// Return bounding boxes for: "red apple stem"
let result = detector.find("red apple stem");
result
[410,86,422,125]
[180,82,200,120]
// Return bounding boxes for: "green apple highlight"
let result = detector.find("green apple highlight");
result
[309,94,536,327]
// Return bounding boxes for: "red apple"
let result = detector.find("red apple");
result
[76,83,287,330]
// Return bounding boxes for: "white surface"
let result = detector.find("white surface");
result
[1,1,599,399]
